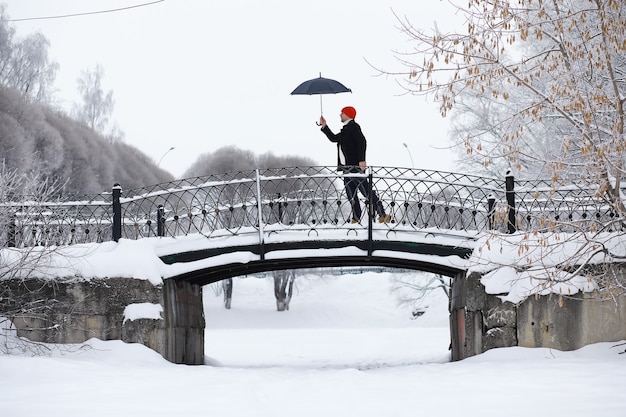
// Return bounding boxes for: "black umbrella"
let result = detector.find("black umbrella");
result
[291,73,351,124]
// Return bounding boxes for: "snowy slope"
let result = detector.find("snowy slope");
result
[1,270,624,417]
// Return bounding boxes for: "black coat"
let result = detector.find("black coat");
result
[321,120,367,166]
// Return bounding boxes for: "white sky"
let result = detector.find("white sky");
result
[3,0,462,178]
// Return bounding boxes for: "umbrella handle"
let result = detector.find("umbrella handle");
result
[316,121,321,126]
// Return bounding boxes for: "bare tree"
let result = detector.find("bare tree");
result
[0,5,58,103]
[273,270,295,311]
[258,152,316,311]
[0,81,172,194]
[0,168,72,355]
[184,146,257,177]
[222,278,233,309]
[185,146,259,309]
[448,83,563,178]
[72,64,119,142]
[381,0,626,295]
[390,0,626,187]
[185,146,316,310]
[391,272,449,317]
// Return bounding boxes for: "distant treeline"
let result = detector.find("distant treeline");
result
[0,85,173,195]
[184,145,316,177]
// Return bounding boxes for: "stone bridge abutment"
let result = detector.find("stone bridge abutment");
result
[450,271,626,359]
[161,279,205,364]
[1,277,205,364]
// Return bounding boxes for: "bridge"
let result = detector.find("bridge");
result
[1,166,624,364]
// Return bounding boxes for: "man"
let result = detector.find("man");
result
[319,106,391,224]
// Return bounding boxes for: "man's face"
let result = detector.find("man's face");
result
[340,112,349,122]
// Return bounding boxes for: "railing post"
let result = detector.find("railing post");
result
[487,194,495,230]
[157,204,165,237]
[255,169,265,260]
[367,168,374,256]
[112,183,122,242]
[505,171,516,234]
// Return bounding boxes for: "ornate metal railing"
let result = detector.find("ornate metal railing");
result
[117,166,501,241]
[0,194,113,247]
[0,166,623,247]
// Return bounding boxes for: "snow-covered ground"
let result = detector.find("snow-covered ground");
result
[1,271,625,417]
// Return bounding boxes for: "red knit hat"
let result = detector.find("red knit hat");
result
[341,106,357,119]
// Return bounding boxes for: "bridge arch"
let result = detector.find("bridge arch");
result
[159,238,470,365]
[162,239,471,286]
[171,255,464,285]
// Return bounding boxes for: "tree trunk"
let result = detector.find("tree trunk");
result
[274,270,295,311]
[222,278,232,309]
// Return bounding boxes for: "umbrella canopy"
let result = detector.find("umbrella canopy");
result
[291,74,351,122]
[290,75,351,96]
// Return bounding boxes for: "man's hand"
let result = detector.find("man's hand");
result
[319,116,327,128]
[359,161,367,171]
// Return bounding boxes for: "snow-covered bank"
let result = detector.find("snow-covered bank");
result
[1,272,624,417]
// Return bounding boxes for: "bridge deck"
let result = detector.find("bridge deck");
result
[156,227,476,284]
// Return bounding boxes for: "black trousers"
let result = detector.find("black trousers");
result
[343,170,384,221]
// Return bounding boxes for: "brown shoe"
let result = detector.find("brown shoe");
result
[378,214,391,223]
